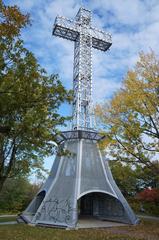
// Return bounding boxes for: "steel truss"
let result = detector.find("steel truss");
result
[53,7,112,130]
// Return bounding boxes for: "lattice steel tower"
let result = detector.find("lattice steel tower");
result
[20,7,139,229]
[53,7,112,130]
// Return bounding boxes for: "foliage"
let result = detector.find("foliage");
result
[137,188,159,203]
[128,197,159,216]
[0,177,40,213]
[0,1,71,191]
[96,51,159,176]
[110,161,159,197]
[134,164,159,190]
[141,202,159,216]
[110,161,137,196]
[110,161,159,216]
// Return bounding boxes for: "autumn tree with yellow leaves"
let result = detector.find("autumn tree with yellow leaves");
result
[96,51,159,177]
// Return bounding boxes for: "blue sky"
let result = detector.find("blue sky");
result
[4,0,159,177]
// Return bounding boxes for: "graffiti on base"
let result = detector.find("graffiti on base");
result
[35,198,77,225]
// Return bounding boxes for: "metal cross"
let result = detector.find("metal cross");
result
[53,7,112,130]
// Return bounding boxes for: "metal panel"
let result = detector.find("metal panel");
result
[80,140,115,195]
[33,141,78,228]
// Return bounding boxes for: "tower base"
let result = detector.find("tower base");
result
[20,130,139,228]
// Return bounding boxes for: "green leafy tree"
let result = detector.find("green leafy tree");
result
[0,1,71,191]
[135,163,159,189]
[0,177,41,213]
[96,51,159,176]
[110,161,159,197]
[110,161,137,196]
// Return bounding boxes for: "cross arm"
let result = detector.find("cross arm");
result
[52,16,79,41]
[91,27,112,51]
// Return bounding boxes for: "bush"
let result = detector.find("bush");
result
[128,191,159,217]
[0,178,40,213]
[136,188,159,203]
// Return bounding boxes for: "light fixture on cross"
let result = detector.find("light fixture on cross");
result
[53,7,112,130]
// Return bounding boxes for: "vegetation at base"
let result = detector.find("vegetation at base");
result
[0,177,40,213]
[110,162,158,196]
[129,198,159,217]
[0,220,158,240]
[109,161,159,216]
[0,0,72,191]
[0,216,16,223]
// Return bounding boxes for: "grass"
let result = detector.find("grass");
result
[0,219,158,240]
[0,216,16,223]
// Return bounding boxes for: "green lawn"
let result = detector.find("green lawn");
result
[0,216,16,223]
[0,220,158,240]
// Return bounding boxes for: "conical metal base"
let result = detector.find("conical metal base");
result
[20,130,139,228]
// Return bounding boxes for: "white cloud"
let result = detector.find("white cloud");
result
[9,0,38,11]
[93,77,121,102]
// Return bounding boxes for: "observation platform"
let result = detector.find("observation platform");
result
[56,130,105,143]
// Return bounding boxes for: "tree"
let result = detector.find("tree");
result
[137,188,159,204]
[0,1,71,191]
[134,163,159,189]
[0,177,41,213]
[109,161,137,196]
[96,51,159,176]
[110,161,159,197]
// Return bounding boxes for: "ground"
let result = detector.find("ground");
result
[0,216,16,223]
[0,219,159,240]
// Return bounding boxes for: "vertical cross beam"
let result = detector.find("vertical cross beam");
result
[53,7,112,130]
[73,8,92,130]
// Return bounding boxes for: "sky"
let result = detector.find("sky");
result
[4,0,159,176]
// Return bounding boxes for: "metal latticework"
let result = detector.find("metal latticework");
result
[53,7,112,130]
